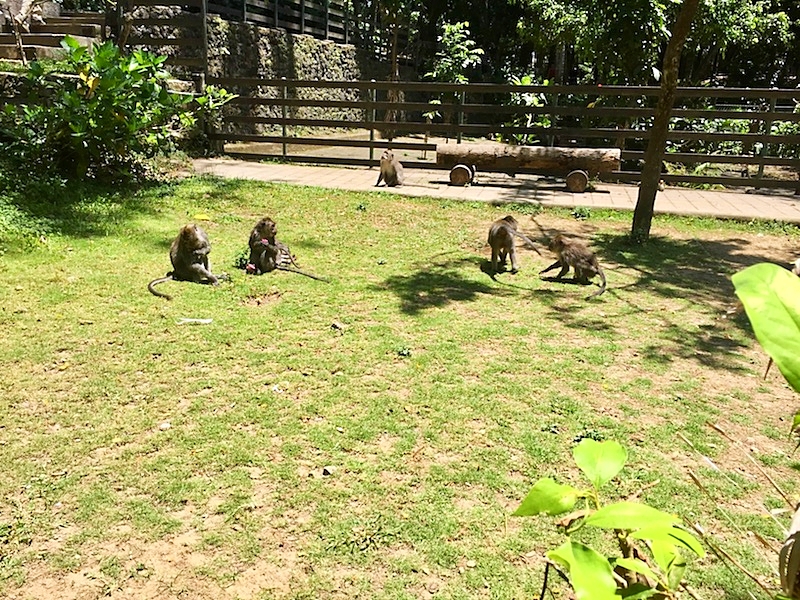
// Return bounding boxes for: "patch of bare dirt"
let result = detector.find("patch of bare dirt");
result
[242,291,282,306]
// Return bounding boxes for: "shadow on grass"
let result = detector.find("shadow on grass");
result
[377,255,513,315]
[1,175,168,241]
[532,230,776,372]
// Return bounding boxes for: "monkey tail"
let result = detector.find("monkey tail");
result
[276,266,331,283]
[587,266,607,299]
[513,231,542,255]
[148,274,174,300]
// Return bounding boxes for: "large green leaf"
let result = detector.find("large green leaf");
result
[584,502,679,530]
[547,541,619,600]
[614,557,659,583]
[573,439,627,490]
[629,525,705,558]
[732,263,800,393]
[512,478,580,516]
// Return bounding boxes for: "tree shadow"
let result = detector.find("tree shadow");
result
[375,255,515,315]
[3,178,164,241]
[531,230,782,371]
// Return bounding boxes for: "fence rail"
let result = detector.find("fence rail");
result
[207,78,800,190]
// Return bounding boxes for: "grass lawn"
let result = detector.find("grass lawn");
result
[0,175,798,599]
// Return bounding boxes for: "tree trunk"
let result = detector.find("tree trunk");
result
[631,0,701,243]
[436,144,620,177]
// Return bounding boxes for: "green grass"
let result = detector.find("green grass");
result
[0,175,797,598]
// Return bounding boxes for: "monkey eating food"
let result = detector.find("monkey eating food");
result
[375,149,404,187]
[245,217,329,282]
[487,215,541,274]
[148,224,226,300]
[540,233,607,298]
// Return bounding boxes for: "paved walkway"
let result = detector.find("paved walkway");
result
[193,158,800,223]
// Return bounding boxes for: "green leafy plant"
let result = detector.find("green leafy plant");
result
[502,74,550,146]
[732,263,800,395]
[572,206,592,220]
[0,36,234,180]
[731,262,800,598]
[424,21,484,84]
[514,439,705,599]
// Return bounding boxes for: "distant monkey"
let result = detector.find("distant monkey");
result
[148,224,225,300]
[375,149,404,187]
[487,215,541,274]
[246,217,329,282]
[541,233,607,298]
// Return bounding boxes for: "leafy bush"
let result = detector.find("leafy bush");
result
[500,74,551,146]
[514,439,705,599]
[0,36,234,180]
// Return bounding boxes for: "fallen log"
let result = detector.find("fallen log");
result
[436,144,620,178]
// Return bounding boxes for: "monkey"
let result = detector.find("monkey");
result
[540,233,607,298]
[246,216,279,271]
[487,215,542,274]
[148,224,226,300]
[375,149,404,187]
[245,217,330,282]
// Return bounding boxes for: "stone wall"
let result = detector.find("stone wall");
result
[205,17,409,134]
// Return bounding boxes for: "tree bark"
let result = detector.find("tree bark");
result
[631,0,701,243]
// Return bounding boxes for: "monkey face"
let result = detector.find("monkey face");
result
[548,235,565,252]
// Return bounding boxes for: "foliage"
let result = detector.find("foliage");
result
[732,263,800,598]
[514,439,705,599]
[0,37,234,180]
[501,74,550,146]
[731,263,800,394]
[513,0,794,85]
[424,21,484,84]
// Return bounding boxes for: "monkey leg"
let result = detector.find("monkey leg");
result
[540,260,562,275]
[508,247,519,273]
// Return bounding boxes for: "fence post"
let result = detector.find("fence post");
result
[368,80,376,162]
[456,89,465,144]
[301,0,305,34]
[755,95,777,189]
[344,0,349,44]
[282,77,288,158]
[201,0,209,78]
[242,0,247,22]
[324,0,329,40]
[274,0,279,29]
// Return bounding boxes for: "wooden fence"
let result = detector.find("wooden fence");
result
[206,78,800,190]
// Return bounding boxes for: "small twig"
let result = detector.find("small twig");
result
[707,422,793,507]
[679,582,704,600]
[690,522,774,597]
[678,432,741,488]
[539,561,550,600]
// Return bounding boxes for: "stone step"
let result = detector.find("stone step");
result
[0,33,95,48]
[29,22,102,37]
[54,12,105,26]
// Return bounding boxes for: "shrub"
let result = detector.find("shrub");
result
[0,36,233,180]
